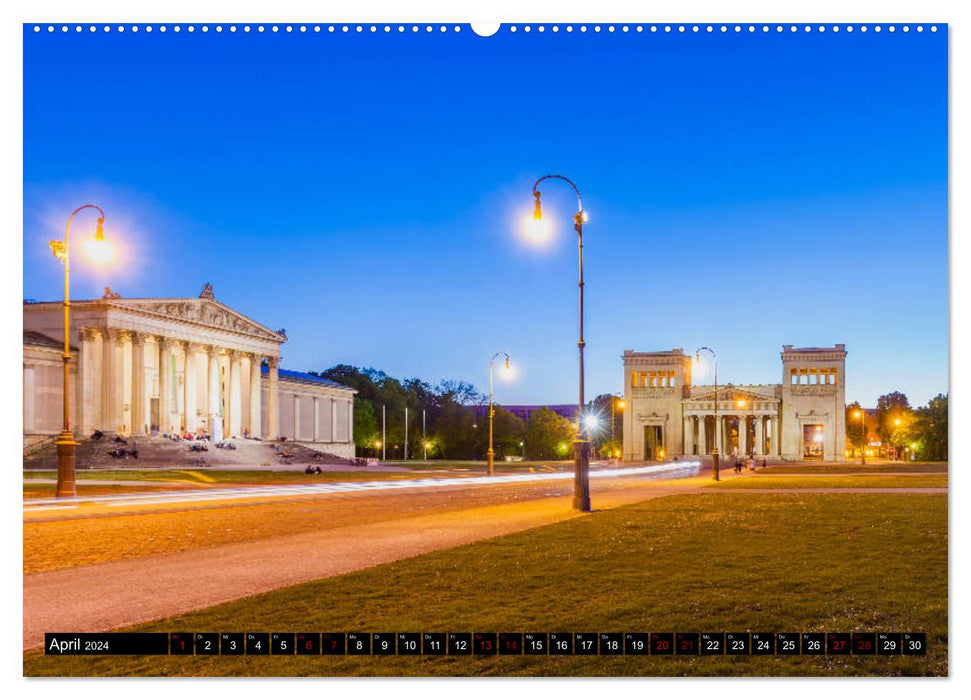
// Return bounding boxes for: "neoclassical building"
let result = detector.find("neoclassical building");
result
[622,344,847,462]
[23,284,357,458]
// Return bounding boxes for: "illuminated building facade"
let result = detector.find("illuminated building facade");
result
[622,344,847,462]
[23,284,356,458]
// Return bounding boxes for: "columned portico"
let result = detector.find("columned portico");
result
[623,344,846,462]
[25,287,314,447]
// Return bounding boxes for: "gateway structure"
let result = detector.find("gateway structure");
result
[23,284,357,459]
[621,344,847,462]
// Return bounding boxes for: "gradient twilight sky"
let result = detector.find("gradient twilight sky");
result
[22,24,948,407]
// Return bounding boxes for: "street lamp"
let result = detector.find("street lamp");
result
[48,204,110,499]
[487,352,511,476]
[695,346,719,481]
[530,174,591,512]
[853,409,866,465]
[611,395,625,442]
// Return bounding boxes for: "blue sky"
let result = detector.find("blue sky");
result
[23,24,948,407]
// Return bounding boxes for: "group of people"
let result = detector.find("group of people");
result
[731,452,769,474]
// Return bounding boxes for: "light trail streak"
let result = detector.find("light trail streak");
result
[24,461,702,511]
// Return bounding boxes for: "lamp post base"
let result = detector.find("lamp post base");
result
[487,448,495,476]
[711,449,720,482]
[573,438,591,512]
[54,430,78,499]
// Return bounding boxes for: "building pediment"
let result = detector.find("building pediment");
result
[103,298,286,343]
[686,386,779,405]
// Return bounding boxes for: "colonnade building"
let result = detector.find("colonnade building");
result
[23,284,357,459]
[621,344,847,462]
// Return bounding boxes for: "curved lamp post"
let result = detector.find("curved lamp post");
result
[487,351,511,476]
[695,346,719,481]
[48,204,110,499]
[531,174,591,511]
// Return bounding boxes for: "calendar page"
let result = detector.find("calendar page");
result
[18,5,949,686]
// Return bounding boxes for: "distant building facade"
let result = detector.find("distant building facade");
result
[622,344,847,462]
[23,284,357,458]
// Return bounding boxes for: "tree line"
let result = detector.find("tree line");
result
[313,365,582,461]
[845,391,947,461]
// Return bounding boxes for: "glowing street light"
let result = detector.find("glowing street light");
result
[487,352,512,477]
[528,174,592,512]
[611,394,625,442]
[582,413,601,432]
[48,205,110,499]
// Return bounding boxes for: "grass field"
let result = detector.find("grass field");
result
[24,491,947,677]
[758,463,947,475]
[709,474,948,489]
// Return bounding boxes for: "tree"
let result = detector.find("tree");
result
[524,407,576,460]
[874,391,914,457]
[432,397,477,459]
[845,402,867,455]
[913,394,948,462]
[490,405,527,459]
[353,399,379,456]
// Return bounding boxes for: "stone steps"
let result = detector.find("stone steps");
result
[23,435,357,471]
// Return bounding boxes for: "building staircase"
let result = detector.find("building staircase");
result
[23,434,358,471]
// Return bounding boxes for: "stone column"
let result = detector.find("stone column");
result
[77,327,99,435]
[682,416,692,455]
[159,337,177,433]
[102,328,125,433]
[267,356,280,440]
[293,394,301,441]
[23,364,35,432]
[313,397,320,442]
[755,416,764,455]
[130,332,147,435]
[229,350,243,437]
[698,416,707,455]
[186,344,203,433]
[739,416,748,454]
[331,397,338,444]
[249,354,262,438]
[347,399,354,443]
[207,346,223,441]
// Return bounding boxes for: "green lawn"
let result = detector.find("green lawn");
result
[24,492,947,677]
[710,474,948,489]
[759,463,948,475]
